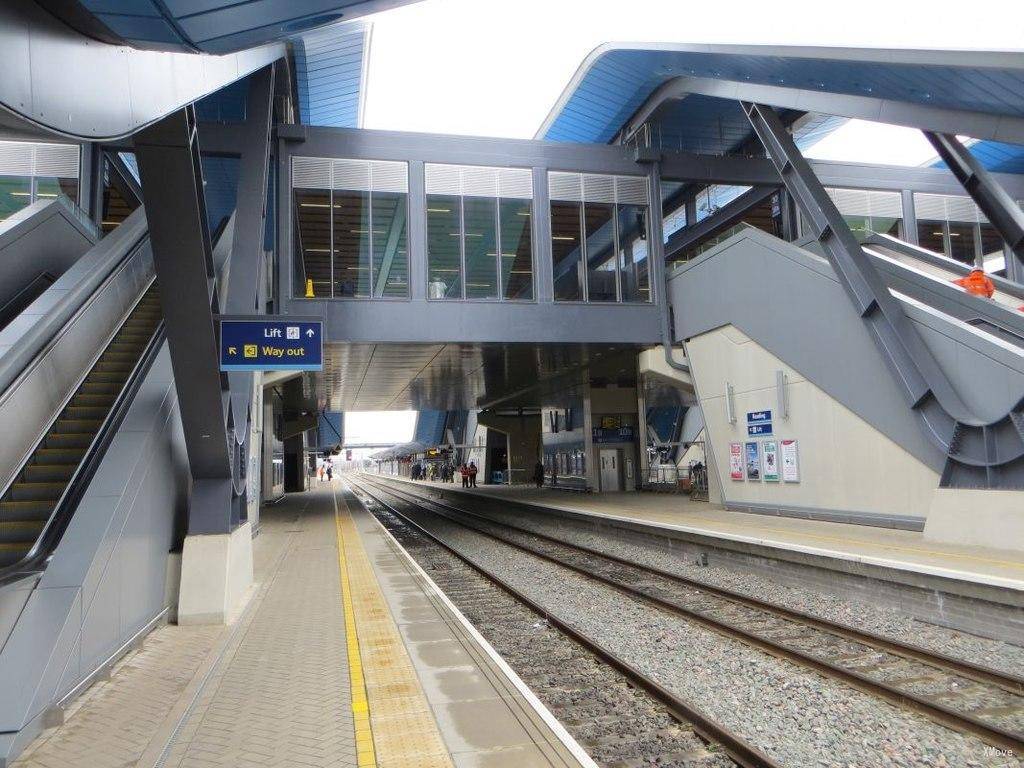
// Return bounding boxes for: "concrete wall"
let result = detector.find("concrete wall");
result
[688,326,940,528]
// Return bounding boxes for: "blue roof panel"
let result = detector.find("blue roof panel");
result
[292,21,369,128]
[541,46,1024,145]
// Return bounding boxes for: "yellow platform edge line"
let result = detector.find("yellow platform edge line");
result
[334,490,377,768]
[333,484,455,768]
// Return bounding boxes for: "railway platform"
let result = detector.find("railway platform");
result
[372,475,1024,643]
[7,484,592,768]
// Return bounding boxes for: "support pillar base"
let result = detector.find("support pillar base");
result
[177,522,254,625]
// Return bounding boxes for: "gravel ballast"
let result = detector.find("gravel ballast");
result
[382,497,1022,768]
[442,497,1024,680]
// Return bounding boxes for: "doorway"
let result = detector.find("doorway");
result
[599,448,621,492]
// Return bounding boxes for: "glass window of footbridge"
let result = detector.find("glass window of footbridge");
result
[914,193,1003,268]
[549,172,651,303]
[0,140,80,223]
[292,157,409,299]
[425,164,534,301]
[824,188,902,243]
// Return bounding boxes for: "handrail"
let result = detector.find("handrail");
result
[864,232,1024,302]
[0,317,167,587]
[0,208,149,396]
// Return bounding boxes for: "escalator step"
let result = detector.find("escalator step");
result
[80,382,120,395]
[0,544,30,568]
[86,372,130,384]
[0,521,44,543]
[23,464,76,483]
[33,448,87,465]
[45,433,94,449]
[9,483,65,501]
[0,500,55,520]
[65,406,109,420]
[0,283,162,571]
[52,419,102,434]
[71,394,116,408]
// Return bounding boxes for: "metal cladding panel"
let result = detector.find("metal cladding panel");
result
[413,410,447,447]
[292,21,369,128]
[425,164,532,198]
[826,188,903,218]
[73,1,410,54]
[933,140,1024,175]
[914,192,988,223]
[540,47,1024,144]
[0,141,80,178]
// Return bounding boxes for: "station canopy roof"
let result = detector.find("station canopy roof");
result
[536,43,1024,170]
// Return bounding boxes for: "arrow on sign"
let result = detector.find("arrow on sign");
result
[305,328,315,337]
[228,346,237,355]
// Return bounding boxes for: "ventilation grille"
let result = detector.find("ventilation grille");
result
[914,192,988,224]
[0,140,80,178]
[549,171,649,205]
[291,156,408,193]
[425,164,533,199]
[826,188,903,218]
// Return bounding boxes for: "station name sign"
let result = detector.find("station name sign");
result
[219,316,323,372]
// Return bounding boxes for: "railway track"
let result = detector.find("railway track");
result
[346,479,782,768]
[358,475,1024,756]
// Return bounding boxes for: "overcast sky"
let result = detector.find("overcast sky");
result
[350,0,1024,445]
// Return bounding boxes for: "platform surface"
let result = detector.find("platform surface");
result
[382,477,1024,592]
[11,483,587,768]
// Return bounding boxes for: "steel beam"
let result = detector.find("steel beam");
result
[923,132,1024,283]
[743,102,1024,487]
[665,185,779,261]
[224,66,274,437]
[134,105,241,532]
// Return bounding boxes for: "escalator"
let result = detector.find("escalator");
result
[0,284,162,569]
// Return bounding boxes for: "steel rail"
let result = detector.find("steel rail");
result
[371,477,1024,695]
[362,476,1024,755]
[348,477,783,768]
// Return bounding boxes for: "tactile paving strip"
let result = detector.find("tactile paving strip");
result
[334,489,455,768]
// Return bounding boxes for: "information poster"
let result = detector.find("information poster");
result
[762,440,779,482]
[745,441,761,481]
[781,439,800,482]
[729,443,743,480]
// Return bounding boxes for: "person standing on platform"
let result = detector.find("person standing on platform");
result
[318,463,325,483]
[325,459,333,483]
[468,461,478,488]
[460,463,469,488]
[533,461,545,488]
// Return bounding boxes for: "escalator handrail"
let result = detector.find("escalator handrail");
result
[0,316,168,588]
[864,232,1024,301]
[0,208,149,397]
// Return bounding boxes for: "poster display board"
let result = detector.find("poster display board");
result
[762,440,779,482]
[745,441,761,481]
[729,443,743,480]
[781,439,800,482]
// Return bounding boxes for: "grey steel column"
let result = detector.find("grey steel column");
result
[924,132,1024,283]
[533,167,553,302]
[900,189,919,245]
[134,105,238,534]
[224,66,274,443]
[408,160,427,302]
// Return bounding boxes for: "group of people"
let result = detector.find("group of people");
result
[410,460,478,488]
[317,458,334,483]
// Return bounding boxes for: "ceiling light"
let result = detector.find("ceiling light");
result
[427,208,450,213]
[552,236,576,241]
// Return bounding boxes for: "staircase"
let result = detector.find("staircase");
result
[0,285,162,568]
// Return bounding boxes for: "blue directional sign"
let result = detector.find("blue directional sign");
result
[747,422,773,437]
[219,317,323,372]
[747,410,772,423]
